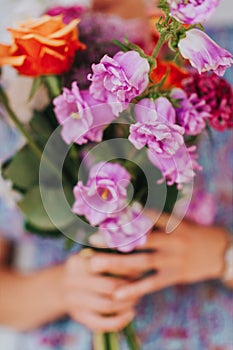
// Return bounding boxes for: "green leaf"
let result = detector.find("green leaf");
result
[30,110,53,141]
[3,146,39,190]
[18,185,76,231]
[24,221,62,238]
[111,39,130,52]
[164,185,179,213]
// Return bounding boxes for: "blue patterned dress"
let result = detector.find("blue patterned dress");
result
[0,21,232,350]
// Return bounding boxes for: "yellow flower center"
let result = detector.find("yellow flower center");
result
[71,112,81,119]
[101,188,109,200]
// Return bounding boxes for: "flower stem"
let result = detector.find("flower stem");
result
[0,85,62,180]
[152,32,167,59]
[123,322,141,350]
[42,75,62,98]
[106,332,120,350]
[93,332,120,350]
[93,333,107,350]
[0,86,42,160]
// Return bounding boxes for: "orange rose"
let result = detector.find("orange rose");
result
[0,15,85,77]
[150,60,189,89]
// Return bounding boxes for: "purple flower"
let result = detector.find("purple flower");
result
[148,145,201,188]
[167,0,221,25]
[178,29,233,76]
[99,202,152,252]
[53,82,115,145]
[72,162,131,226]
[171,88,210,135]
[88,51,150,116]
[129,97,184,155]
[182,73,233,131]
[46,5,86,24]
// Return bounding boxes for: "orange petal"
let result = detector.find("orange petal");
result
[0,55,26,67]
[40,46,66,61]
[0,44,12,56]
[19,15,64,35]
[8,27,31,38]
[0,43,26,66]
[14,57,38,76]
[40,48,68,75]
[50,19,79,39]
[15,34,66,57]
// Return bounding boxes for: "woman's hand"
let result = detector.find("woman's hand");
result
[61,251,136,332]
[0,242,135,332]
[88,215,230,302]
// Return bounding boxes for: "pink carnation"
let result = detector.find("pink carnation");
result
[171,88,210,135]
[129,97,184,155]
[167,0,221,25]
[148,145,201,189]
[88,51,150,116]
[53,82,115,145]
[72,162,131,226]
[99,202,152,252]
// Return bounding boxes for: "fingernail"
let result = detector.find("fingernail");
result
[79,248,94,259]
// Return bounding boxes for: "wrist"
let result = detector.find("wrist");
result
[31,264,67,318]
[0,265,68,331]
[51,264,68,316]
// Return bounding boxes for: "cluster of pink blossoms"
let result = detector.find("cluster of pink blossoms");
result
[52,0,232,251]
[72,162,152,252]
[54,50,150,144]
[128,97,193,188]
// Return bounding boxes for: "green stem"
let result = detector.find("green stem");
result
[107,332,120,350]
[93,333,107,350]
[42,75,62,99]
[0,86,62,180]
[123,322,141,350]
[173,50,181,65]
[0,86,42,160]
[93,331,120,350]
[152,32,167,59]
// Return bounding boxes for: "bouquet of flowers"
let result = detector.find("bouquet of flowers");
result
[0,1,232,349]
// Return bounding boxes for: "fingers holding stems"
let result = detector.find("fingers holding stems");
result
[62,249,136,333]
[62,217,229,332]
